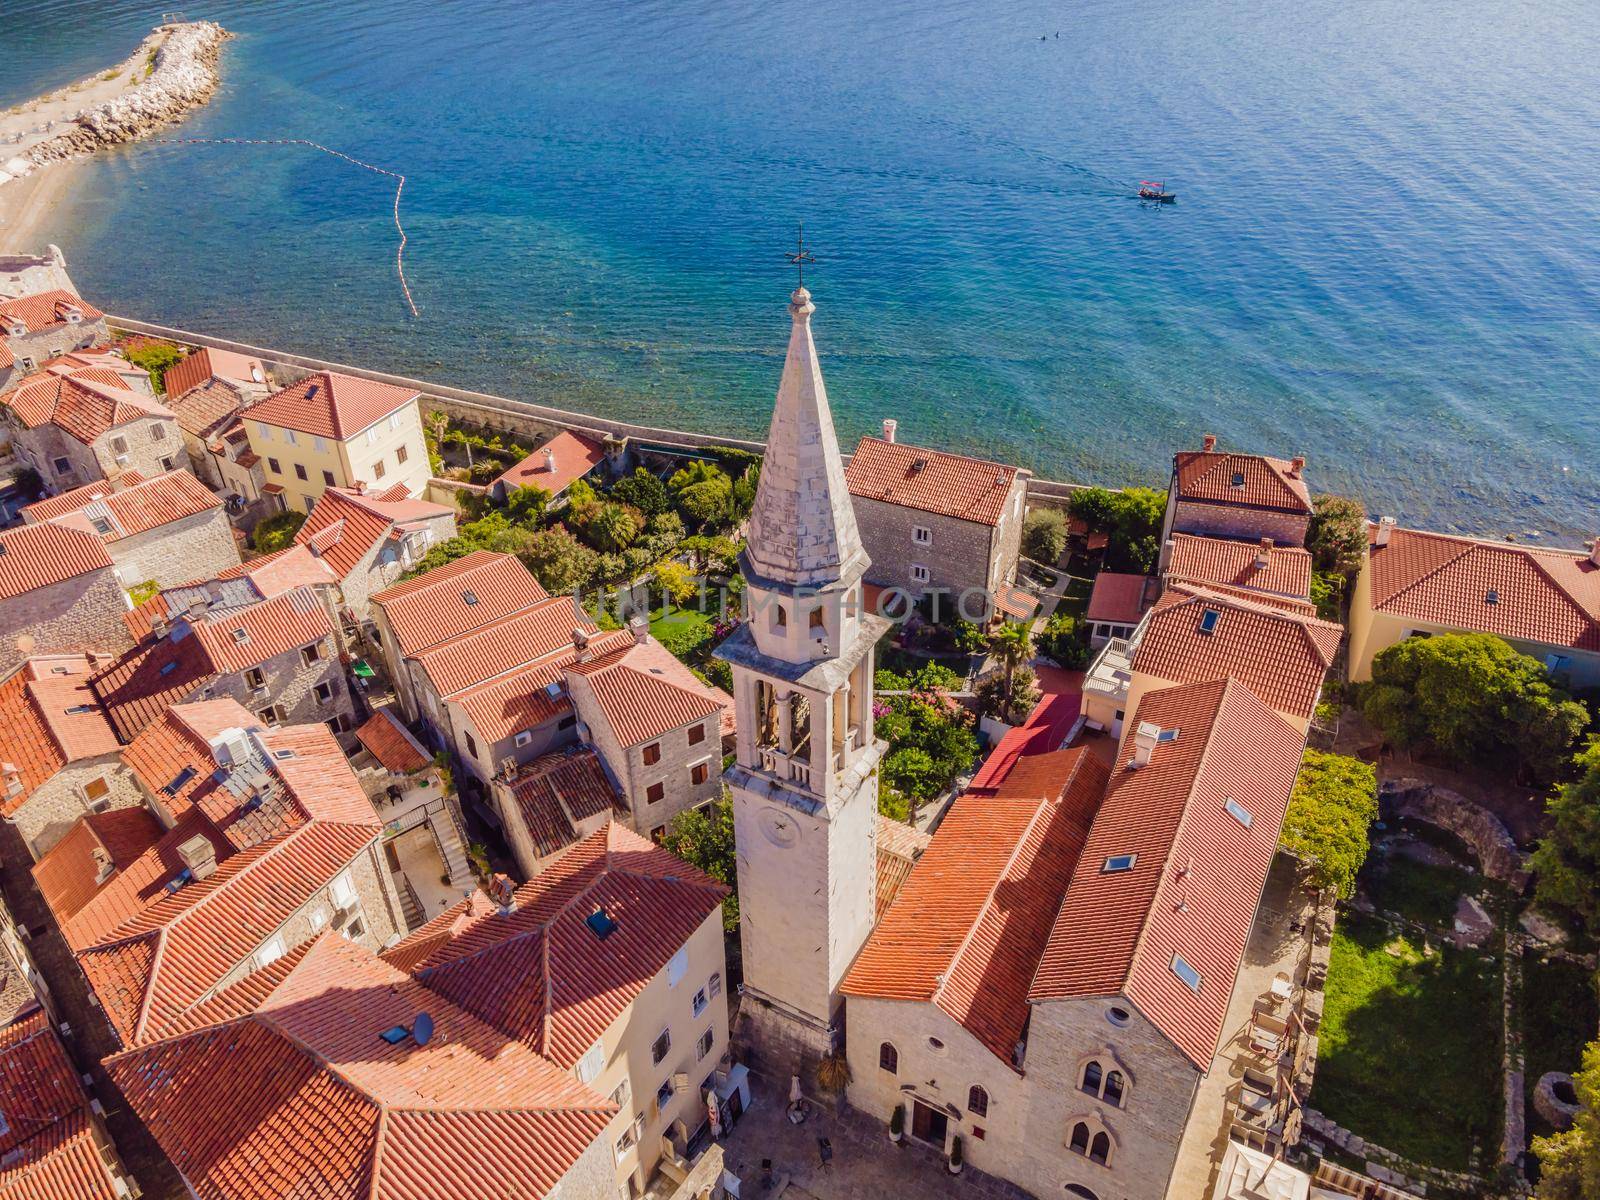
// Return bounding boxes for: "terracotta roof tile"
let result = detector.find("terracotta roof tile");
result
[1086,572,1156,625]
[0,289,102,334]
[0,1014,118,1200]
[160,347,267,401]
[382,823,725,1068]
[1167,533,1313,602]
[24,469,221,538]
[1367,524,1600,650]
[842,748,1110,1067]
[355,708,432,774]
[30,807,164,929]
[246,370,417,440]
[845,435,1021,526]
[566,639,731,747]
[416,594,597,696]
[0,657,116,817]
[106,933,614,1200]
[874,815,930,921]
[1173,446,1312,514]
[0,521,114,599]
[294,486,453,581]
[0,1108,119,1200]
[371,550,550,658]
[504,749,623,858]
[491,430,607,497]
[1029,679,1306,1068]
[1132,584,1341,721]
[4,371,172,444]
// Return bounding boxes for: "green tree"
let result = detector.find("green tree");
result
[730,466,760,521]
[653,560,698,607]
[680,534,741,577]
[1104,486,1165,573]
[519,525,600,593]
[883,747,942,805]
[1533,741,1600,936]
[1279,749,1379,898]
[1022,507,1070,565]
[253,510,305,553]
[1068,486,1117,530]
[585,502,640,553]
[1534,1040,1600,1200]
[504,485,550,526]
[124,341,185,392]
[1037,611,1090,669]
[11,467,43,501]
[874,694,980,798]
[611,468,668,516]
[986,620,1038,721]
[1361,632,1588,784]
[1307,494,1369,577]
[659,795,739,931]
[669,460,734,527]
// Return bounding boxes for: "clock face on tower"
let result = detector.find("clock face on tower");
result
[758,807,801,849]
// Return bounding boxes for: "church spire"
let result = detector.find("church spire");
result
[743,286,867,591]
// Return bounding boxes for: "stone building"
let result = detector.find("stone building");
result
[382,823,733,1199]
[1161,531,1315,612]
[714,283,891,1077]
[1157,435,1314,574]
[842,678,1308,1200]
[0,654,141,858]
[164,373,270,493]
[89,582,356,744]
[32,708,405,1049]
[160,345,269,400]
[106,931,619,1200]
[292,482,457,623]
[241,370,431,514]
[1348,519,1600,686]
[22,468,240,591]
[0,286,109,393]
[845,426,1032,619]
[0,521,132,677]
[3,368,182,490]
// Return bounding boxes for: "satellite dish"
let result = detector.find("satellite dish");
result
[412,1013,434,1047]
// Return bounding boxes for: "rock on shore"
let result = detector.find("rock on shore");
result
[25,22,230,166]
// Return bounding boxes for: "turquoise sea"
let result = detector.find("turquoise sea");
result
[5,0,1599,538]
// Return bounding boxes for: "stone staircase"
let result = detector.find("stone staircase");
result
[433,805,474,889]
[395,873,424,932]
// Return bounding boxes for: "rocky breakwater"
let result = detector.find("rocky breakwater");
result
[25,22,230,167]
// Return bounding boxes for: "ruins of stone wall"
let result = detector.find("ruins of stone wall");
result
[1379,778,1530,890]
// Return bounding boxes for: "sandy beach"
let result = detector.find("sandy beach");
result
[0,158,80,254]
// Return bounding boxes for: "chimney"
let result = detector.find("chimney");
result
[882,418,898,444]
[1202,434,1217,453]
[1289,455,1306,478]
[1590,537,1600,569]
[1256,537,1273,568]
[1130,720,1163,769]
[176,834,217,881]
[572,627,592,662]
[151,614,170,639]
[353,479,368,495]
[1375,516,1396,548]
[543,446,556,473]
[92,845,115,885]
[627,613,648,645]
[489,872,516,911]
[206,580,224,602]
[186,596,209,620]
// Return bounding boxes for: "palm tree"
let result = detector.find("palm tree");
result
[988,619,1036,714]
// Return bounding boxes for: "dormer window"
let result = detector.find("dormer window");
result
[1485,589,1499,606]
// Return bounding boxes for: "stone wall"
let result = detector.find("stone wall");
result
[854,496,999,603]
[1379,778,1530,889]
[207,633,356,739]
[108,505,238,591]
[93,414,184,483]
[1170,498,1311,548]
[0,566,132,677]
[12,756,143,860]
[4,319,107,373]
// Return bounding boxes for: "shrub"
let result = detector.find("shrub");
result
[1068,486,1116,530]
[653,561,698,607]
[1533,1040,1600,1199]
[1037,611,1090,668]
[518,525,599,593]
[504,485,550,526]
[669,460,734,527]
[11,467,43,501]
[1533,742,1600,938]
[1308,494,1369,577]
[586,502,640,553]
[610,468,668,515]
[1279,750,1378,898]
[124,340,185,392]
[253,510,305,553]
[1022,507,1070,564]
[127,579,160,606]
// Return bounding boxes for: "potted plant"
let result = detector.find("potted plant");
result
[889,1104,905,1144]
[948,1134,963,1175]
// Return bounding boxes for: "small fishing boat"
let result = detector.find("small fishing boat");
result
[1138,180,1176,203]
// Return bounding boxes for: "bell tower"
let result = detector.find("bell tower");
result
[716,284,890,1074]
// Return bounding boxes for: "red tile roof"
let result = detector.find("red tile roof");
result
[0,657,118,817]
[1173,446,1312,514]
[31,807,164,928]
[845,435,1021,526]
[371,550,549,658]
[355,708,431,774]
[566,639,732,747]
[491,430,607,497]
[842,747,1110,1068]
[503,749,624,858]
[106,932,616,1200]
[1132,584,1342,721]
[0,289,102,334]
[383,823,726,1068]
[1366,524,1600,651]
[246,370,418,440]
[1029,679,1306,1068]
[414,593,596,696]
[4,371,172,444]
[1167,533,1313,602]
[874,815,930,920]
[119,698,259,817]
[164,376,253,439]
[0,1014,118,1200]
[1086,572,1156,625]
[24,469,221,539]
[294,485,453,580]
[160,347,267,401]
[0,521,115,599]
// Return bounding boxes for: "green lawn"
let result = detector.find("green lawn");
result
[1312,914,1502,1170]
[1523,954,1598,1138]
[648,603,716,663]
[1362,853,1477,929]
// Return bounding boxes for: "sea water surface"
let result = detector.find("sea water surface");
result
[5,0,1599,538]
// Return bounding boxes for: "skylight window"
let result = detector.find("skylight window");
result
[1171,954,1203,992]
[1485,589,1499,605]
[586,907,618,939]
[1157,727,1179,743]
[1102,854,1137,874]
[161,767,197,795]
[1198,608,1221,634]
[158,661,178,677]
[462,590,479,606]
[1230,472,1245,487]
[232,628,250,643]
[1225,797,1253,828]
[64,704,96,715]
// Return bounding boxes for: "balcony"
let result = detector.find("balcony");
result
[756,745,813,788]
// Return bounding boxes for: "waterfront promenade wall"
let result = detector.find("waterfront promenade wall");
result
[109,315,1088,503]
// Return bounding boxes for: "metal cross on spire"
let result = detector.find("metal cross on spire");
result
[785,223,816,289]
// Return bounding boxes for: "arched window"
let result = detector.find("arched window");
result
[1069,1122,1089,1155]
[968,1085,989,1117]
[1065,1187,1100,1200]
[879,1042,898,1074]
[1103,1070,1124,1107]
[1089,1132,1111,1165]
[1080,1061,1102,1096]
